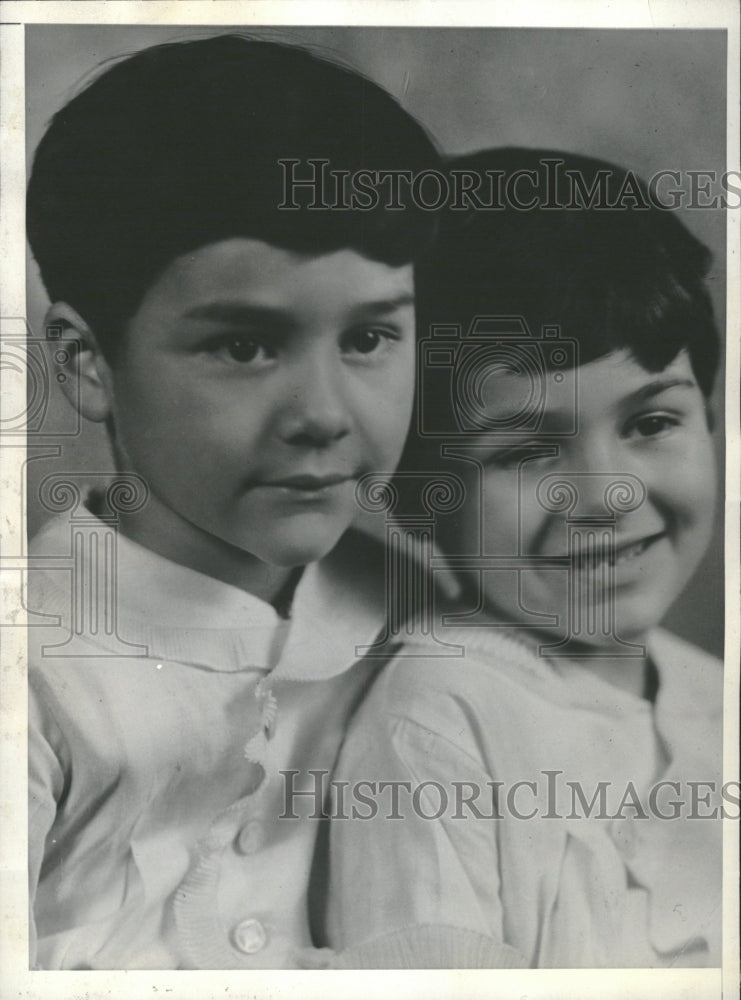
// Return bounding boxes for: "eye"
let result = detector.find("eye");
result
[206,334,274,366]
[484,443,557,469]
[625,412,681,439]
[341,326,399,358]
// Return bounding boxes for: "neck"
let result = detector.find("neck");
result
[464,578,657,699]
[551,644,653,699]
[115,502,294,605]
[481,612,655,698]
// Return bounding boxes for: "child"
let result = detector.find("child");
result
[326,148,724,968]
[25,34,441,970]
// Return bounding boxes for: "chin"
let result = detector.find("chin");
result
[251,528,348,568]
[611,611,664,645]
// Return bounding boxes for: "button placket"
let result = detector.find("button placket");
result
[244,681,278,768]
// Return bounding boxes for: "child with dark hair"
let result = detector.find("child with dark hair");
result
[328,148,724,968]
[26,34,441,970]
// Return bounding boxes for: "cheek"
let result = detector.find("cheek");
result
[679,475,717,550]
[662,441,717,527]
[113,378,254,480]
[433,466,479,555]
[481,472,539,554]
[355,369,415,453]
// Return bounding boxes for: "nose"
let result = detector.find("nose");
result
[278,354,352,447]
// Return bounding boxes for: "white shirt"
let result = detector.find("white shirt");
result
[328,626,723,967]
[29,509,388,969]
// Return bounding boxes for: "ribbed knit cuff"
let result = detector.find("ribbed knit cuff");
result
[331,924,527,969]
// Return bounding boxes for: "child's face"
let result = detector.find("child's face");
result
[102,238,416,568]
[445,349,716,646]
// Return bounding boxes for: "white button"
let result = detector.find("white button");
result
[231,917,267,955]
[236,820,264,855]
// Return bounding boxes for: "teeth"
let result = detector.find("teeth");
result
[573,537,654,568]
[613,538,649,564]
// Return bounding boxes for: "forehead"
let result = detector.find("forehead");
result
[133,237,415,320]
[477,349,697,426]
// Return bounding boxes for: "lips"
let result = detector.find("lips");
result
[611,532,667,565]
[570,531,667,569]
[264,473,353,490]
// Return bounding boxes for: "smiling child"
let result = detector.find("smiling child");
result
[26,35,439,969]
[327,148,724,967]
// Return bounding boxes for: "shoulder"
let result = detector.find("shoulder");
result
[29,512,76,557]
[650,627,723,682]
[354,629,545,742]
[650,627,723,715]
[28,512,85,614]
[27,517,74,664]
[27,513,130,677]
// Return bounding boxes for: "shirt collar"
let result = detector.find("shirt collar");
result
[30,511,386,678]
[270,526,389,682]
[428,613,720,757]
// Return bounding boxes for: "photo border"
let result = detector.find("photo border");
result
[1,3,738,998]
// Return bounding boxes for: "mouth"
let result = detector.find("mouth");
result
[259,473,355,497]
[572,531,667,569]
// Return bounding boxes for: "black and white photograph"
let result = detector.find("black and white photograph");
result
[1,3,738,998]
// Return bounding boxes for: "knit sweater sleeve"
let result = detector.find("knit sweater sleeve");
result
[331,924,525,968]
[324,659,523,968]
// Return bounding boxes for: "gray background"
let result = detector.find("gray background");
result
[25,25,726,655]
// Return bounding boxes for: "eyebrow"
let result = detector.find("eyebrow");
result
[621,377,697,404]
[347,294,415,319]
[185,303,294,326]
[482,377,698,431]
[184,294,414,326]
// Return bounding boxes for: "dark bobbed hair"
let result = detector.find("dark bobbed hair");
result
[27,34,440,356]
[417,147,720,398]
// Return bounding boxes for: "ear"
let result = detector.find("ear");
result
[45,303,114,423]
